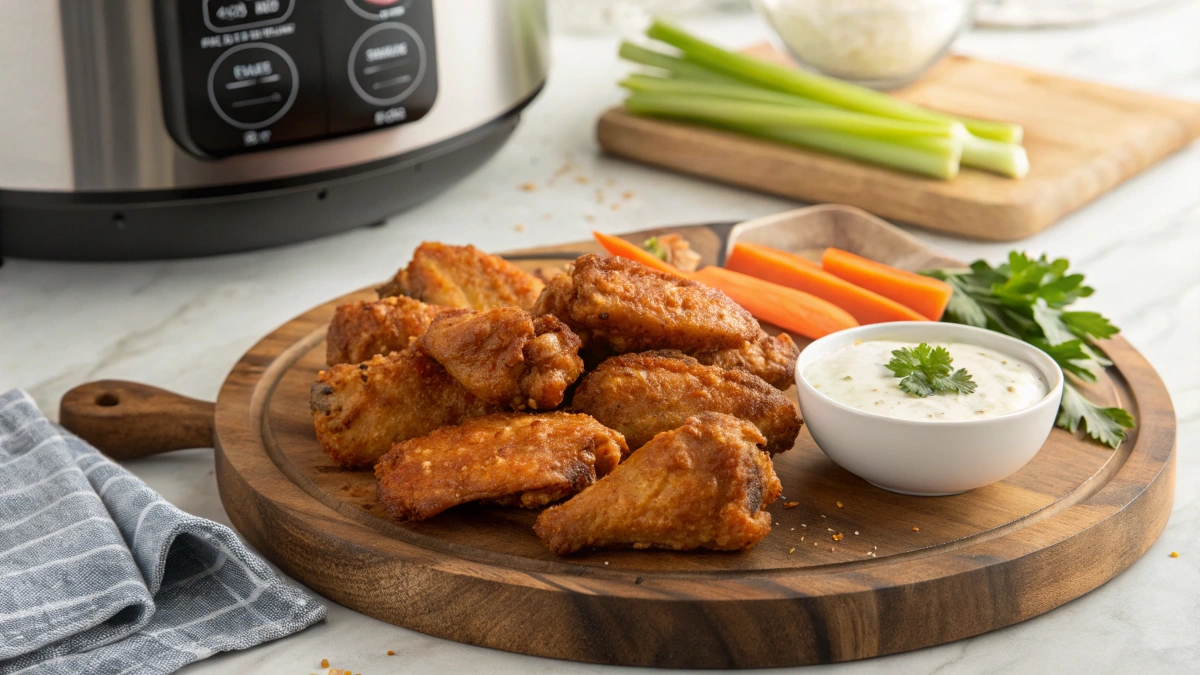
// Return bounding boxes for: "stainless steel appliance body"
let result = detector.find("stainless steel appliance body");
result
[0,0,549,259]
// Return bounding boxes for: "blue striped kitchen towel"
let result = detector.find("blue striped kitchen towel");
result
[0,389,326,674]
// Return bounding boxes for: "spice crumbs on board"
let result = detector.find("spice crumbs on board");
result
[783,501,799,508]
[514,224,526,232]
[789,548,795,554]
[320,659,329,668]
[832,533,843,541]
[387,650,395,655]
[1171,551,1180,558]
[836,501,844,508]
[912,527,920,532]
[519,182,536,192]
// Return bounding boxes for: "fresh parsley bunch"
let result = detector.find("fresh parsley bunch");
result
[922,252,1134,448]
[886,343,976,398]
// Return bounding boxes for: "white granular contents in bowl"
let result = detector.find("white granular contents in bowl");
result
[758,0,970,81]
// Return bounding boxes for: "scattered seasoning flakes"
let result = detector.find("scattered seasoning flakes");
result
[321,659,330,668]
[514,224,526,232]
[577,176,591,185]
[622,190,634,200]
[611,203,621,211]
[854,531,859,536]
[788,548,795,554]
[584,214,597,223]
[827,528,834,532]
[821,514,827,519]
[829,546,836,552]
[832,533,843,541]
[800,537,804,541]
[801,524,807,528]
[387,650,395,656]
[790,528,795,531]
[912,527,920,532]
[836,501,844,508]
[604,561,610,566]
[519,182,536,192]
[783,501,799,509]
[1171,551,1180,558]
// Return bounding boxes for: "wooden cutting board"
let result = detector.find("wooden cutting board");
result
[59,206,1176,668]
[598,48,1200,241]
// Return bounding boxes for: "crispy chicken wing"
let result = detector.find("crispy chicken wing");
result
[558,254,760,353]
[326,296,461,366]
[531,255,797,387]
[571,351,801,454]
[534,413,781,554]
[377,242,544,311]
[693,333,800,391]
[417,307,584,410]
[375,412,629,521]
[311,348,503,468]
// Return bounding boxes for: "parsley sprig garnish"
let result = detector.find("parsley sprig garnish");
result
[885,343,976,398]
[922,252,1134,448]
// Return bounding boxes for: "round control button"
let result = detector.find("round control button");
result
[347,23,426,106]
[345,0,413,21]
[207,42,298,130]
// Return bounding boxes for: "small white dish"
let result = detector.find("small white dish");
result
[795,322,1064,496]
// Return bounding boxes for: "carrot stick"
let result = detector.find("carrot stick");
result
[593,231,684,276]
[691,265,858,340]
[727,242,928,324]
[821,248,953,321]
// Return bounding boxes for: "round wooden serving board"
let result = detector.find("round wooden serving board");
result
[97,207,1180,667]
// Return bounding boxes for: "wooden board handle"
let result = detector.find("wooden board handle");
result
[59,380,215,461]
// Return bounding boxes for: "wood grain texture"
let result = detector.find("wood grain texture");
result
[205,205,1176,667]
[597,50,1200,241]
[59,380,215,460]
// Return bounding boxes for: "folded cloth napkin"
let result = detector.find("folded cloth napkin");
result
[0,389,326,674]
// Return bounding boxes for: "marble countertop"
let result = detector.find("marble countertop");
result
[2,4,1198,673]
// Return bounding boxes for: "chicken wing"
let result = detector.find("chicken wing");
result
[311,348,503,468]
[534,413,781,554]
[375,412,629,521]
[326,296,461,366]
[377,242,544,311]
[417,307,584,410]
[531,255,797,387]
[571,351,801,454]
[555,254,761,353]
[693,333,800,391]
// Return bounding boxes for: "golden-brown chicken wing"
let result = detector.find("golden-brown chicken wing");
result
[375,412,629,521]
[571,351,801,454]
[417,307,584,410]
[693,333,800,391]
[377,242,544,311]
[326,296,461,366]
[556,254,761,353]
[311,348,503,468]
[534,413,781,554]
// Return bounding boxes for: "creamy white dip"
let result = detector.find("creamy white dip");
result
[803,340,1047,422]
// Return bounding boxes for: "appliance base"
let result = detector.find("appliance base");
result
[0,112,518,261]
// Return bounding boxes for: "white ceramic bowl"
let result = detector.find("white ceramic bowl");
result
[795,322,1064,496]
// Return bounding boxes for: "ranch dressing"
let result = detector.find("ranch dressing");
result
[803,340,1047,422]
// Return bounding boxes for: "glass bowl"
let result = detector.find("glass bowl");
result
[753,0,977,90]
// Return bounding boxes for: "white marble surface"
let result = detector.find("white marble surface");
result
[2,3,1199,673]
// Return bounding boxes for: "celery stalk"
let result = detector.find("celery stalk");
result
[644,19,1025,148]
[623,93,964,142]
[961,135,1030,178]
[739,125,961,180]
[621,73,837,110]
[618,42,739,84]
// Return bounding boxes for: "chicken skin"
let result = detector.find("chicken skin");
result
[311,348,503,468]
[375,412,629,521]
[553,254,761,353]
[571,351,802,454]
[534,413,781,554]
[532,255,798,388]
[693,333,800,391]
[377,242,544,311]
[326,296,461,366]
[417,308,584,410]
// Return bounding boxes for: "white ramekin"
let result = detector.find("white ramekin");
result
[795,322,1064,496]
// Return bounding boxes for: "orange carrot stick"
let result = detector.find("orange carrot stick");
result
[593,231,684,276]
[821,248,953,321]
[727,242,928,324]
[691,266,858,340]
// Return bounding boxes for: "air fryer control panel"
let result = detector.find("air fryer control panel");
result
[156,0,437,157]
